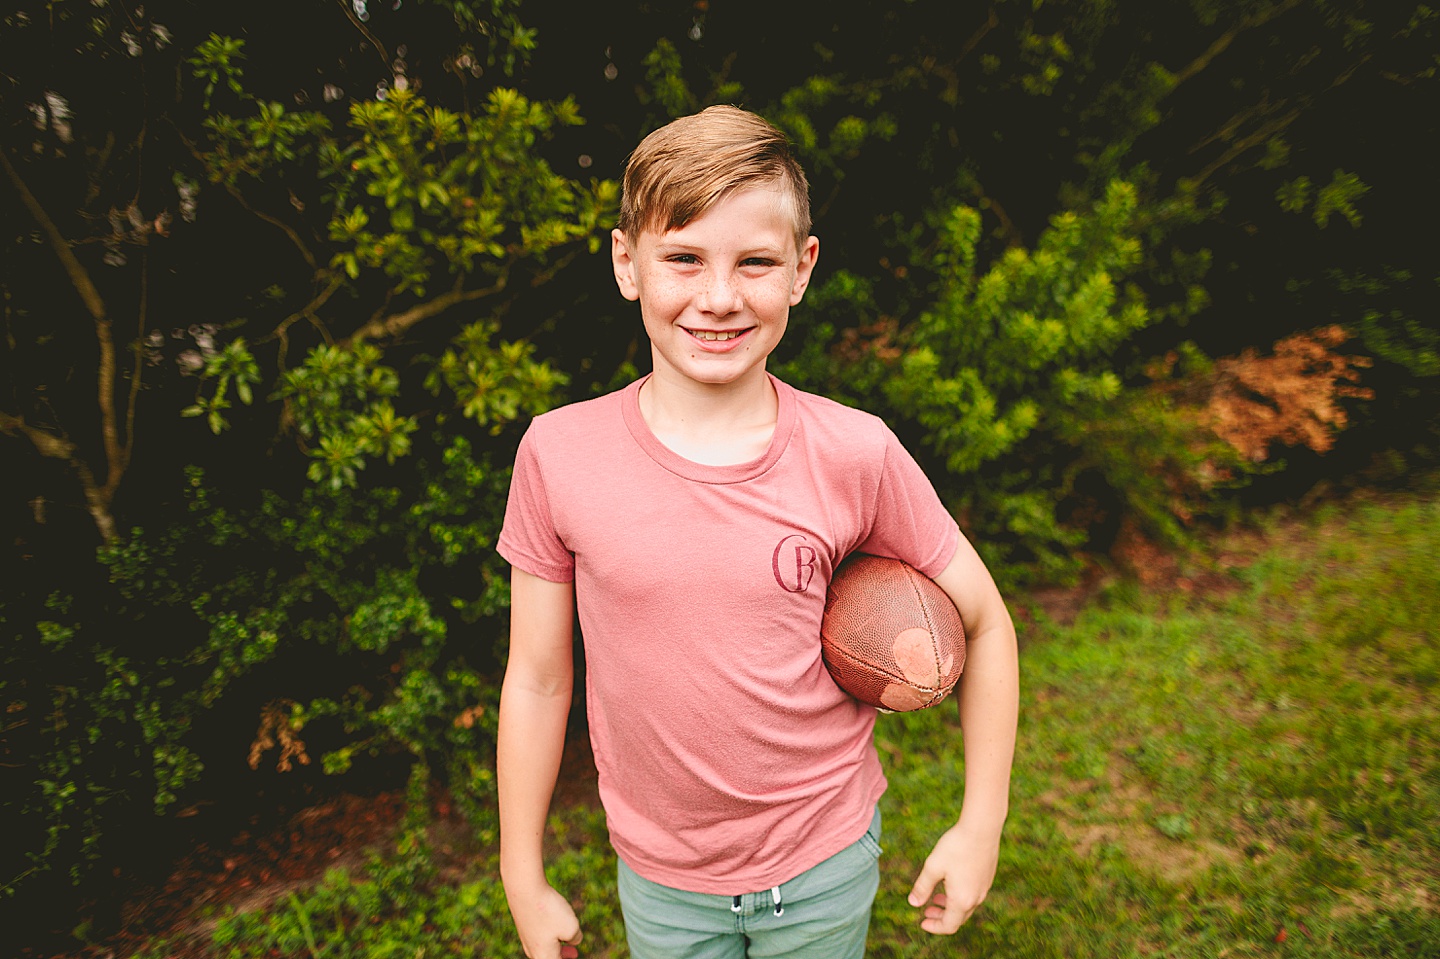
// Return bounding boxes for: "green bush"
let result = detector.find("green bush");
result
[0,0,601,897]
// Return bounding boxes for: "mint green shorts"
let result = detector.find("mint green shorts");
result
[615,808,882,959]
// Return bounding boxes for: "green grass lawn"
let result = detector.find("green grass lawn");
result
[141,494,1440,958]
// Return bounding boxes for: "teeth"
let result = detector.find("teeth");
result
[690,329,742,341]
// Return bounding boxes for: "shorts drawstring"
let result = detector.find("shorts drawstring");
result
[729,887,784,917]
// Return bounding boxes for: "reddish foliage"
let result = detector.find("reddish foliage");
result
[247,700,311,773]
[1108,327,1371,573]
[1201,325,1373,462]
[832,315,902,365]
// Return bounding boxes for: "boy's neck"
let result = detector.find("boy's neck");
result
[638,366,779,467]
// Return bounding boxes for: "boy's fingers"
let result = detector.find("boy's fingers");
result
[907,863,940,908]
[923,891,986,935]
[930,892,966,934]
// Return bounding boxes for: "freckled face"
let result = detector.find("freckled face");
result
[611,186,819,391]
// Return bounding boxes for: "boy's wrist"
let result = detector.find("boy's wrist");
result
[500,852,550,891]
[954,800,1009,839]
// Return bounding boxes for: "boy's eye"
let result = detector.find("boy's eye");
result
[668,254,699,265]
[741,257,777,267]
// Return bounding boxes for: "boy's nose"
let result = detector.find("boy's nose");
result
[699,270,744,315]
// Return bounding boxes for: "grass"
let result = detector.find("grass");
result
[136,494,1440,958]
[911,495,1440,958]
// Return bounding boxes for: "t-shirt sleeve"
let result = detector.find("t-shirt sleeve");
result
[496,424,576,583]
[854,426,960,578]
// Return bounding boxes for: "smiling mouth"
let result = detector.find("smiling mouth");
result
[686,328,749,341]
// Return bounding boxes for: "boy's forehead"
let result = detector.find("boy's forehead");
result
[633,184,806,249]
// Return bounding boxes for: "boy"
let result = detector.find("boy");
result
[496,105,1018,959]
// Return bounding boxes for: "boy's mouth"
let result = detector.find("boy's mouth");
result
[685,327,750,342]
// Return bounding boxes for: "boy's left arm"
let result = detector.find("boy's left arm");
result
[907,531,1019,935]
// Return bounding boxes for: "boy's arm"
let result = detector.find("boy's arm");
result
[907,532,1019,935]
[498,567,583,959]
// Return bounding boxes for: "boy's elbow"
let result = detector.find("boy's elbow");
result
[502,660,574,701]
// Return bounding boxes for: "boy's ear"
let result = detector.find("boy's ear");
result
[611,229,641,302]
[789,235,821,306]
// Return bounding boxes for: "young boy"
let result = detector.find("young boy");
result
[496,105,1018,959]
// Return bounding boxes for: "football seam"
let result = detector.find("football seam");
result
[820,642,944,693]
[901,563,943,688]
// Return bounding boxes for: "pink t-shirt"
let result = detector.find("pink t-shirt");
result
[498,374,959,893]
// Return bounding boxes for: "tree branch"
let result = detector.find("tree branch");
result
[972,183,1024,248]
[173,124,321,271]
[84,130,116,206]
[960,7,1000,62]
[915,9,999,104]
[1,149,108,324]
[1187,95,1282,156]
[1189,108,1301,188]
[0,410,75,459]
[224,182,320,273]
[0,412,115,543]
[337,0,391,70]
[122,250,149,479]
[342,273,509,346]
[261,274,344,347]
[1186,54,1367,189]
[1,147,125,533]
[528,249,580,290]
[1167,0,1307,94]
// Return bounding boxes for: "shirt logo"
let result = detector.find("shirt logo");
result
[772,534,818,593]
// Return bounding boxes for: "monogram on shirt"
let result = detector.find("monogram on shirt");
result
[771,534,819,593]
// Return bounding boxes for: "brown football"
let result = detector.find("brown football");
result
[820,554,965,712]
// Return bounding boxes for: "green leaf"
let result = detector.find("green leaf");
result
[1276,176,1311,214]
[1313,169,1370,229]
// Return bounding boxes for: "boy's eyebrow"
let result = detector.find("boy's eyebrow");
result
[651,240,791,258]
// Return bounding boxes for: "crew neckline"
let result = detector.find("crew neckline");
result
[621,373,797,485]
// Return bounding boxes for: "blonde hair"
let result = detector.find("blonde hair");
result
[617,105,812,250]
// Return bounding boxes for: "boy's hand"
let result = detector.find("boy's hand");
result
[907,819,1002,935]
[506,879,583,959]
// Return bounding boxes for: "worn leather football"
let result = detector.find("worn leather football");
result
[820,554,966,712]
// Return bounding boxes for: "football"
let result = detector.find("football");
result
[820,554,966,712]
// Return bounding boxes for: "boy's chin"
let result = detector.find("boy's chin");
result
[652,355,771,389]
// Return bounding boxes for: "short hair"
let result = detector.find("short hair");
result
[617,105,812,250]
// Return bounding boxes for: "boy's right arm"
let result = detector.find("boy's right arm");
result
[498,567,583,959]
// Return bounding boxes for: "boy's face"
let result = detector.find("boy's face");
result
[611,185,819,391]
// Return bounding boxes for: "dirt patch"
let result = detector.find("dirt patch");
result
[1015,514,1280,639]
[1067,820,1244,884]
[1022,583,1093,630]
[1050,770,1244,884]
[44,785,511,959]
[1332,882,1436,918]
[123,790,414,952]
